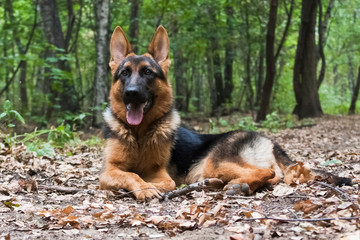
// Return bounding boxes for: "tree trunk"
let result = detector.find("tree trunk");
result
[255,43,265,107]
[39,0,79,116]
[349,66,360,115]
[5,0,29,111]
[129,0,141,54]
[256,0,278,122]
[173,49,187,112]
[194,57,203,112]
[208,4,224,112]
[206,47,217,114]
[169,18,187,112]
[243,5,254,110]
[224,2,234,103]
[316,0,334,89]
[293,0,322,119]
[348,55,355,90]
[257,0,294,121]
[93,0,110,126]
[212,41,224,109]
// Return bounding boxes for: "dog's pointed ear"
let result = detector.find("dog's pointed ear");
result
[148,25,170,63]
[109,26,132,74]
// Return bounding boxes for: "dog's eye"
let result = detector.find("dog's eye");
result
[121,70,129,77]
[144,68,153,75]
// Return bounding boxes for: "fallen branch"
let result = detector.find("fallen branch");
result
[38,185,84,194]
[314,181,360,211]
[236,206,359,223]
[237,216,360,222]
[162,178,224,200]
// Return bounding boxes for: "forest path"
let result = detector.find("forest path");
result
[0,115,359,239]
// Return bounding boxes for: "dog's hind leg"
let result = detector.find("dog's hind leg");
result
[187,157,277,195]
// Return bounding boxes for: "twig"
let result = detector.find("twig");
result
[162,178,224,200]
[314,181,360,211]
[38,184,129,198]
[226,195,255,200]
[236,216,360,222]
[315,181,348,198]
[38,185,84,194]
[288,209,300,219]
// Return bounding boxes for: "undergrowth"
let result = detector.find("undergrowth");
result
[0,100,103,158]
[209,112,315,134]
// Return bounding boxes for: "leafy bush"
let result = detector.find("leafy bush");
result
[262,112,281,132]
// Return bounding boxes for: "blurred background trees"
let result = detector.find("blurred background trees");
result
[0,0,359,127]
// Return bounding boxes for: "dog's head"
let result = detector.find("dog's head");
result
[108,26,172,126]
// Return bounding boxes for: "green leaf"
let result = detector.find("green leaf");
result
[8,124,15,128]
[3,100,11,111]
[4,201,19,209]
[0,112,7,119]
[177,184,187,189]
[219,118,228,127]
[320,159,343,166]
[9,110,25,124]
[26,142,55,157]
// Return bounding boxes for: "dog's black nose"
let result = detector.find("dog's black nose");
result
[125,86,140,98]
[123,85,147,104]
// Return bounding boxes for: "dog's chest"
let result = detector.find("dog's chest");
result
[127,132,173,175]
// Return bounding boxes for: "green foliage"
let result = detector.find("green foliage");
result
[209,119,220,134]
[237,117,257,131]
[319,84,352,115]
[0,100,25,128]
[1,0,360,127]
[26,141,55,157]
[262,112,281,132]
[218,118,228,127]
[209,113,299,133]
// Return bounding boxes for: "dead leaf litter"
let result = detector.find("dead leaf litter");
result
[0,115,359,239]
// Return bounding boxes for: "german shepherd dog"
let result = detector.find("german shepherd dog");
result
[100,26,351,200]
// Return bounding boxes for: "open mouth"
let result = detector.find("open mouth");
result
[125,100,152,125]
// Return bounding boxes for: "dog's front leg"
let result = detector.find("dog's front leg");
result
[99,166,162,200]
[145,168,176,191]
[100,139,162,200]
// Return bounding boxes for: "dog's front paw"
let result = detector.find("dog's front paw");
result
[133,183,162,201]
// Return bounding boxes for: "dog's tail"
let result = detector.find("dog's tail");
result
[272,143,352,186]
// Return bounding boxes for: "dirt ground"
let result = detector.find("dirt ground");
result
[0,115,359,240]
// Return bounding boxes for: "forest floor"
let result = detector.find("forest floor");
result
[0,115,359,240]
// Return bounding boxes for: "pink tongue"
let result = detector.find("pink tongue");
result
[126,103,145,125]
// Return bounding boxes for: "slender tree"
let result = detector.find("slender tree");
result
[170,18,187,112]
[208,3,224,113]
[39,0,79,116]
[129,0,141,54]
[242,3,254,110]
[349,66,360,115]
[257,0,294,121]
[293,0,322,119]
[5,0,29,111]
[316,0,335,89]
[93,0,110,126]
[223,1,235,103]
[0,0,37,106]
[256,0,278,121]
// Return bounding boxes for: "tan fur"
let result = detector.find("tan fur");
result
[100,26,177,200]
[100,25,349,201]
[186,156,276,194]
